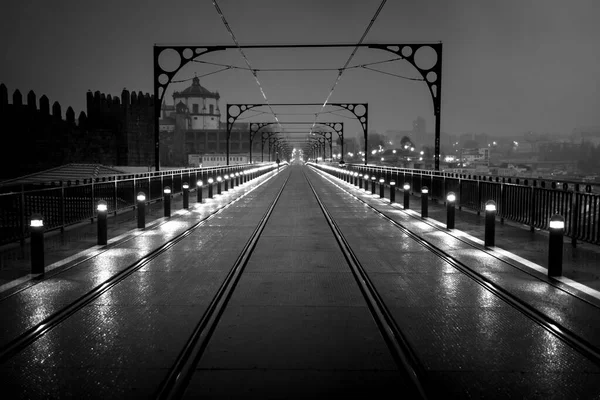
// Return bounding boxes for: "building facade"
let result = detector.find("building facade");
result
[159,77,261,167]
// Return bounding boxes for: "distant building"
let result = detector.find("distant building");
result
[159,77,257,167]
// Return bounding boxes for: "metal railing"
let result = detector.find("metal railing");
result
[322,163,600,246]
[0,164,273,246]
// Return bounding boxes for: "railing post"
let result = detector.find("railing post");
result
[571,194,578,248]
[113,180,118,216]
[60,186,65,232]
[529,186,536,232]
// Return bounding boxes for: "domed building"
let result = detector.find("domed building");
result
[159,76,257,167]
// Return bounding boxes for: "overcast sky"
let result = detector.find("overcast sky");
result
[1,0,598,139]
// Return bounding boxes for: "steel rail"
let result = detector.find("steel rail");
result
[302,168,428,400]
[319,166,600,310]
[0,166,284,363]
[156,169,291,400]
[310,165,600,367]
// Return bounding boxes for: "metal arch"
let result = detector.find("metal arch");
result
[153,45,227,171]
[156,43,442,170]
[260,131,281,162]
[249,120,344,164]
[249,122,275,163]
[317,122,344,163]
[309,131,333,161]
[367,43,443,170]
[327,103,368,165]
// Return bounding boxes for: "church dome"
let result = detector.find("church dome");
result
[174,76,220,99]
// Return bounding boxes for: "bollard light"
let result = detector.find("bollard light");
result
[548,214,564,276]
[137,191,146,229]
[484,200,496,247]
[421,186,429,218]
[196,180,203,203]
[390,180,396,204]
[163,186,172,217]
[224,175,230,191]
[446,191,456,229]
[96,200,108,245]
[208,177,214,198]
[371,176,377,195]
[30,213,45,274]
[182,182,190,209]
[363,174,369,191]
[403,183,411,210]
[217,176,222,195]
[379,178,385,198]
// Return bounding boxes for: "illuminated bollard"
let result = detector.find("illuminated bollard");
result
[234,172,239,187]
[224,175,229,191]
[379,178,385,198]
[30,213,45,274]
[208,178,214,198]
[217,176,222,195]
[363,174,369,191]
[196,180,203,203]
[548,214,565,277]
[390,180,396,204]
[371,176,377,195]
[421,186,429,218]
[403,183,410,209]
[137,192,146,229]
[446,192,456,229]
[355,172,360,187]
[163,186,172,217]
[97,200,108,245]
[484,200,496,247]
[182,182,189,209]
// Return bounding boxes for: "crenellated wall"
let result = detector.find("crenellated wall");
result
[0,83,155,180]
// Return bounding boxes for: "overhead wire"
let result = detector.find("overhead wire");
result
[309,0,388,134]
[170,67,232,83]
[212,0,282,130]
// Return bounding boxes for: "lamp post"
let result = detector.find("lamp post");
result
[421,186,429,218]
[548,214,565,276]
[446,192,456,229]
[137,192,146,229]
[403,183,410,209]
[163,187,172,217]
[30,213,44,274]
[182,182,189,209]
[97,200,108,245]
[484,200,496,247]
[196,180,203,203]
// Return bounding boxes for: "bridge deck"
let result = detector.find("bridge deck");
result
[0,165,599,398]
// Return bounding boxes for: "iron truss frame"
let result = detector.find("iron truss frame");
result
[154,43,442,170]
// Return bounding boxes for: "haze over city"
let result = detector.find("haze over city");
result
[1,0,599,140]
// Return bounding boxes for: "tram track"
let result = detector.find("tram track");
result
[0,166,286,364]
[157,165,428,399]
[302,168,429,399]
[155,169,291,399]
[309,164,600,368]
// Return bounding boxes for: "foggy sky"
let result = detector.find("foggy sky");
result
[1,0,598,138]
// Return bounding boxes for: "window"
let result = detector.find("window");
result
[209,104,214,114]
[193,104,199,113]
